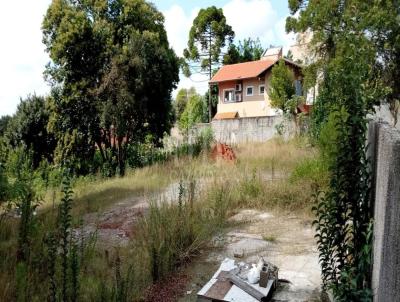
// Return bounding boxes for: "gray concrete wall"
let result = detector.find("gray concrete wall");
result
[372,104,400,130]
[210,116,294,145]
[370,122,400,302]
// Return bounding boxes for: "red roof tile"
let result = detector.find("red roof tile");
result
[210,59,277,83]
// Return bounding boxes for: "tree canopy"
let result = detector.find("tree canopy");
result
[223,38,264,65]
[5,95,56,168]
[286,1,394,300]
[183,6,234,121]
[178,94,206,132]
[0,116,11,137]
[269,60,296,114]
[42,0,179,175]
[174,87,197,122]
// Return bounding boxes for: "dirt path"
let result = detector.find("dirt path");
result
[79,195,147,247]
[76,179,210,247]
[76,181,197,247]
[76,183,321,301]
[180,209,321,302]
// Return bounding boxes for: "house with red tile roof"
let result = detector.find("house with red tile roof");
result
[210,47,304,120]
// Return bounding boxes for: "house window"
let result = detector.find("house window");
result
[224,89,235,102]
[259,85,265,95]
[295,80,303,96]
[246,86,254,96]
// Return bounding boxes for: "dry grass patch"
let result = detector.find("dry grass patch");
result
[235,137,317,174]
[0,137,327,301]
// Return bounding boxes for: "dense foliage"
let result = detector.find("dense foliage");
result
[0,116,11,137]
[42,0,179,176]
[174,87,197,121]
[287,0,393,300]
[269,59,297,114]
[5,95,56,168]
[178,94,207,132]
[223,38,264,65]
[0,1,222,300]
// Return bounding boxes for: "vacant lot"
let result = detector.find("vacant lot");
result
[0,137,327,301]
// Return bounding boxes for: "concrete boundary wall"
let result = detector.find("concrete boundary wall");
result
[370,122,400,302]
[210,116,294,144]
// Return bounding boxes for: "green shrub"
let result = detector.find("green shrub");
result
[179,94,206,131]
[317,108,349,166]
[290,157,329,186]
[125,127,213,170]
[196,126,213,152]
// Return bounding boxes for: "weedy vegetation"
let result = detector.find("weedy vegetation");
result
[0,136,326,301]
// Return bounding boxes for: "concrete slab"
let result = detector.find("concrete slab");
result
[199,209,322,301]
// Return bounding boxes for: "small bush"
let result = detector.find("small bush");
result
[179,94,206,131]
[290,157,329,186]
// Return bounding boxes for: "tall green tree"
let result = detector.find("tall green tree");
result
[96,29,179,175]
[223,38,264,65]
[178,94,206,132]
[287,1,388,300]
[269,60,297,114]
[174,87,197,122]
[43,0,107,174]
[183,6,234,122]
[203,86,219,121]
[6,95,56,168]
[43,0,179,175]
[366,1,400,125]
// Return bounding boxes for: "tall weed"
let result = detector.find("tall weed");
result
[135,180,228,283]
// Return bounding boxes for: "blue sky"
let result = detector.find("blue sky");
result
[153,0,289,18]
[0,0,294,116]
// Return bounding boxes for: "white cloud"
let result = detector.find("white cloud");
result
[273,16,296,54]
[0,0,51,116]
[163,5,209,98]
[223,0,277,43]
[164,5,200,57]
[223,0,295,53]
[164,0,296,98]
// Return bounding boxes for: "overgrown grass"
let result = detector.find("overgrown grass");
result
[0,137,327,301]
[74,180,231,301]
[39,156,201,217]
[290,157,329,187]
[203,138,328,213]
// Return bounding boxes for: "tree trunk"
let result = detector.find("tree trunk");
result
[96,140,107,162]
[208,85,212,122]
[117,137,125,177]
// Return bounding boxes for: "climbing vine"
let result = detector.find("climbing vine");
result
[287,1,389,300]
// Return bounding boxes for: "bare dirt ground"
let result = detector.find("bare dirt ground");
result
[77,180,207,247]
[79,195,146,247]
